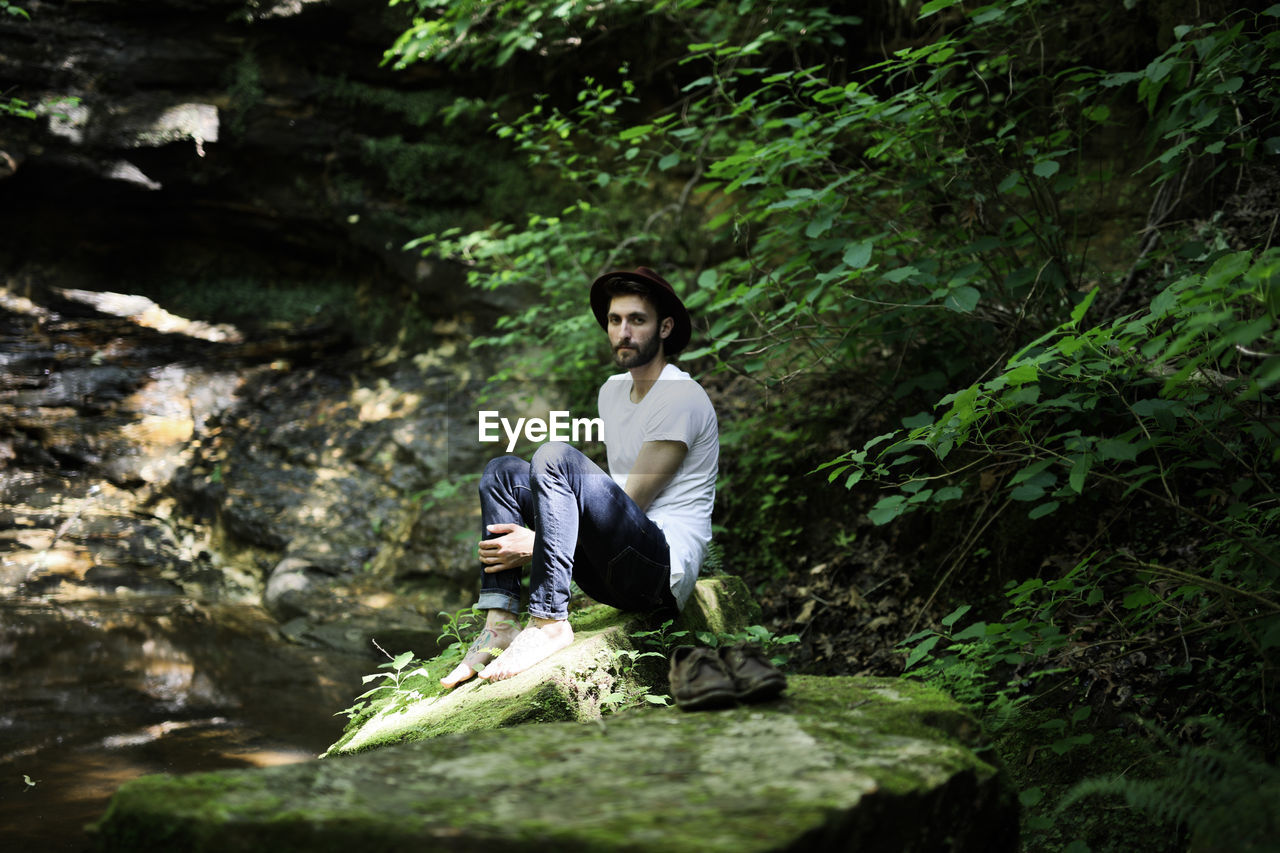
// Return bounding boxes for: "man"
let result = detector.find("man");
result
[441,266,719,687]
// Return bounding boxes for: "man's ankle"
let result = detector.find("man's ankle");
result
[485,609,520,631]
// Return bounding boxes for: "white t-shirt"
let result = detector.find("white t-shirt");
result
[597,363,719,609]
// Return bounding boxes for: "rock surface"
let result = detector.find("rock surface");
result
[325,575,762,756]
[0,0,514,298]
[92,675,1018,852]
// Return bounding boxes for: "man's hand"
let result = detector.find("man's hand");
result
[479,523,535,573]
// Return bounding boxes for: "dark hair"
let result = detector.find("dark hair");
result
[601,276,665,315]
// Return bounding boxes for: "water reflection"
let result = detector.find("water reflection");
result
[0,596,371,850]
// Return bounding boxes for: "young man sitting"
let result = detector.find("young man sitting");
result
[441,266,719,687]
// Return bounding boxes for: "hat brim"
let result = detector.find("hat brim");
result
[590,268,692,356]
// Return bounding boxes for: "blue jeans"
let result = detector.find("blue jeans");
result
[475,443,676,620]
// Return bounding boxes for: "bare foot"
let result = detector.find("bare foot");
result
[478,618,574,682]
[440,611,520,688]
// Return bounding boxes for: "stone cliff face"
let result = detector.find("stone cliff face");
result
[0,0,541,654]
[0,0,503,310]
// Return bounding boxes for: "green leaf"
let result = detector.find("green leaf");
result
[1033,160,1060,178]
[952,621,988,641]
[1068,453,1092,494]
[868,494,908,525]
[1004,362,1038,386]
[945,286,980,313]
[904,634,941,670]
[941,604,972,628]
[1011,459,1054,485]
[1082,104,1111,123]
[843,239,874,269]
[1069,287,1098,326]
[806,212,834,238]
[1096,438,1139,462]
[970,6,1006,24]
[1123,588,1158,609]
[883,265,918,283]
[618,124,652,141]
[918,0,962,21]
[657,152,680,171]
[1010,483,1046,501]
[1028,501,1059,519]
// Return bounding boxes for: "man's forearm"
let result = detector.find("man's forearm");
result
[625,440,688,512]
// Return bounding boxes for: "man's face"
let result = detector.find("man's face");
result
[607,294,669,369]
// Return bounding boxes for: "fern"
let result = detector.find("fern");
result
[1059,718,1280,850]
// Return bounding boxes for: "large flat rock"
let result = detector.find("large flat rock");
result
[91,676,1016,852]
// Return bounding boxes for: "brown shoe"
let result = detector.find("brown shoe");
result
[668,646,738,711]
[720,643,787,702]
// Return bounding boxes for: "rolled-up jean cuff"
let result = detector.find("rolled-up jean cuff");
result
[527,604,569,621]
[476,590,521,613]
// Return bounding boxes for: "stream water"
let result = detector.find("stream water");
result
[0,286,374,850]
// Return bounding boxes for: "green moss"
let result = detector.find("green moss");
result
[96,675,1016,852]
[673,575,762,635]
[566,600,627,632]
[326,576,761,756]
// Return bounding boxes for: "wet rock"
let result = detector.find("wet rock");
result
[92,674,1018,852]
[0,595,374,849]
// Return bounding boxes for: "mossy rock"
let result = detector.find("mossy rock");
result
[92,676,1017,852]
[324,575,759,756]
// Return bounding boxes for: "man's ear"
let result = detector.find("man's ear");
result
[660,316,674,340]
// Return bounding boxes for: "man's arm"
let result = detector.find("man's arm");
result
[625,439,687,512]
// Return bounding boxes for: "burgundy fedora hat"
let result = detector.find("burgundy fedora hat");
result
[590,266,692,355]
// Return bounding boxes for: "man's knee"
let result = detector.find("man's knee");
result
[530,441,585,478]
[480,454,528,492]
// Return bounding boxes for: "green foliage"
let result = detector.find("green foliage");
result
[385,0,659,69]
[1102,11,1280,183]
[411,474,478,513]
[1061,718,1280,851]
[631,619,799,668]
[818,7,1280,747]
[336,639,446,722]
[898,568,1092,731]
[375,1,1280,846]
[1,96,36,120]
[436,605,483,654]
[1,1,35,120]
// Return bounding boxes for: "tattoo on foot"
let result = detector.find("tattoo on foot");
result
[467,629,495,655]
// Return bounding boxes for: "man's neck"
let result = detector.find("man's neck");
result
[628,355,668,403]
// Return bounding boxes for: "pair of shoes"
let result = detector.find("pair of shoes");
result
[668,643,787,711]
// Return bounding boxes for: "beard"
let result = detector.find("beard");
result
[612,331,662,369]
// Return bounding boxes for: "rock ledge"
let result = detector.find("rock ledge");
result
[92,675,1016,852]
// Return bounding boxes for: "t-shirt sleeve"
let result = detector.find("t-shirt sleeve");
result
[643,384,704,447]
